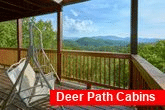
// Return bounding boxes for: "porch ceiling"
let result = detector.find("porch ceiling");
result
[0,0,88,22]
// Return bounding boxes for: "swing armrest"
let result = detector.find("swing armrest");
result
[33,65,52,73]
[18,85,48,93]
[7,58,26,73]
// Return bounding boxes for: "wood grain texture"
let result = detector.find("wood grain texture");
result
[131,55,165,90]
[0,0,88,22]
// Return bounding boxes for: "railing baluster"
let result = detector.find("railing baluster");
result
[91,56,93,81]
[104,57,106,85]
[48,52,50,72]
[123,59,126,89]
[55,52,57,72]
[80,55,82,79]
[73,54,75,78]
[137,70,140,89]
[73,54,74,78]
[100,57,102,84]
[71,54,73,78]
[64,53,66,76]
[133,64,135,89]
[68,54,71,77]
[119,58,121,88]
[95,57,98,82]
[142,76,144,90]
[83,55,85,80]
[114,58,116,87]
[109,58,111,86]
[89,56,92,81]
[66,53,68,77]
[134,66,137,89]
[76,54,78,78]
[87,56,89,81]
[74,54,76,78]
[62,53,64,76]
[139,73,142,89]
[64,53,66,77]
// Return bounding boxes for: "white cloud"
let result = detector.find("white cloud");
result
[64,16,97,35]
[138,0,165,38]
[71,9,79,17]
[90,3,110,9]
[139,0,165,24]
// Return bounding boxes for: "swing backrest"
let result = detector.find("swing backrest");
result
[7,59,35,91]
[7,59,36,105]
[7,59,55,106]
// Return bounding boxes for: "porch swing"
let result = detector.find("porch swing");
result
[2,22,62,109]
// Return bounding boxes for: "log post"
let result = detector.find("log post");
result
[87,83,91,89]
[130,0,138,89]
[57,7,63,83]
[131,0,138,54]
[17,19,22,62]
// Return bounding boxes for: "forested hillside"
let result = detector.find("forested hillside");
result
[138,41,165,73]
[0,20,17,47]
[0,18,57,49]
[0,18,164,73]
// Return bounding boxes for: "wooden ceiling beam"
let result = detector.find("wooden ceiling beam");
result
[0,0,39,10]
[0,0,36,11]
[0,6,61,22]
[23,0,61,8]
[0,0,88,22]
[0,6,23,14]
[62,0,89,6]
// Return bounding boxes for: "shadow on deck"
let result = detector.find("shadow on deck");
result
[56,80,135,110]
[0,65,135,110]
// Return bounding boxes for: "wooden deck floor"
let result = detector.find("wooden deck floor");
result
[0,65,135,110]
[54,80,135,110]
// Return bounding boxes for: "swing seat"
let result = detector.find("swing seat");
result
[7,58,56,107]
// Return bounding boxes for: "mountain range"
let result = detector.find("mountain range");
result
[64,36,162,43]
[64,35,163,48]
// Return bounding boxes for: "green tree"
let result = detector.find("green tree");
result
[22,17,57,49]
[139,40,165,73]
[0,20,17,47]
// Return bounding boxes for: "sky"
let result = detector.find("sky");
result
[36,0,165,39]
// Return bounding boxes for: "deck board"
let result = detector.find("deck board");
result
[0,65,135,110]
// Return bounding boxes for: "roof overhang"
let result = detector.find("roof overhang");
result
[61,0,89,6]
[0,0,89,22]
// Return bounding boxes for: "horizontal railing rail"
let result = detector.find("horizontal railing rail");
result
[1,48,165,109]
[131,55,165,90]
[62,50,130,59]
[0,48,131,89]
[61,50,131,89]
[131,55,165,110]
[0,48,18,66]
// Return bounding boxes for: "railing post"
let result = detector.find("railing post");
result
[87,84,91,89]
[130,0,138,89]
[57,6,63,83]
[131,0,138,54]
[17,19,23,62]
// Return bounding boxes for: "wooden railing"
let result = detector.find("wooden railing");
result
[0,48,165,109]
[131,55,165,110]
[0,48,18,66]
[0,48,131,89]
[131,55,165,90]
[0,48,164,88]
[61,50,130,89]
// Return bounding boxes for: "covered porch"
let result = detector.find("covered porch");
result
[0,0,165,110]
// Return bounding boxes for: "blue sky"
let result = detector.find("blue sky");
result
[36,0,165,39]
